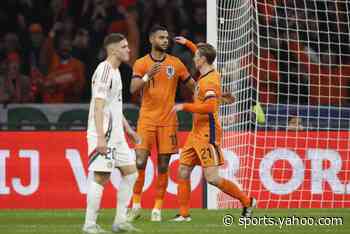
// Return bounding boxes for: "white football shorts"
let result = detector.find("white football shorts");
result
[87,137,135,172]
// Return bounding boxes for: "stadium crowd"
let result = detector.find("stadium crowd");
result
[0,0,349,108]
[0,0,205,104]
[255,0,350,107]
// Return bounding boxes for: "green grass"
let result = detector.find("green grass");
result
[0,208,348,234]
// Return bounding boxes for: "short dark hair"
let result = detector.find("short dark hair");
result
[149,25,168,37]
[104,33,126,48]
[197,43,217,65]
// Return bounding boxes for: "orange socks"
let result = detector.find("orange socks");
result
[133,170,170,210]
[217,178,250,207]
[132,169,145,207]
[178,178,191,217]
[153,172,169,209]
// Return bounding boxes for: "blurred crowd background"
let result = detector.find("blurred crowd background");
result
[254,0,350,107]
[0,0,206,104]
[0,0,349,131]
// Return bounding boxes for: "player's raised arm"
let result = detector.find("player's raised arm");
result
[175,36,235,105]
[170,37,196,93]
[129,62,161,94]
[175,36,198,54]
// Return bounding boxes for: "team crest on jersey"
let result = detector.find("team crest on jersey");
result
[166,66,175,79]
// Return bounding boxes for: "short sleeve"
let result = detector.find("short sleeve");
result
[93,63,112,100]
[132,59,146,78]
[176,59,191,82]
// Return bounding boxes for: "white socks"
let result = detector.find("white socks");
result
[84,180,104,227]
[114,172,138,224]
[84,172,138,227]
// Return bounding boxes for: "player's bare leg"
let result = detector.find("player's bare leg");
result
[203,166,256,217]
[128,149,149,221]
[151,154,171,221]
[83,172,110,233]
[172,164,194,222]
[112,165,141,233]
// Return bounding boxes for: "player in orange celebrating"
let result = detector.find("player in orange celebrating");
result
[128,26,196,221]
[171,37,256,221]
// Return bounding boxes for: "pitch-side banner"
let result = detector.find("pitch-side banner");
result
[208,131,350,209]
[0,131,204,209]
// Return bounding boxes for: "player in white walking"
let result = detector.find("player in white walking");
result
[83,33,141,233]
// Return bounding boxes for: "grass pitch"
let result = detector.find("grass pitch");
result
[0,208,348,234]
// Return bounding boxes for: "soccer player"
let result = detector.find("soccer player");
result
[171,37,256,221]
[128,25,196,221]
[83,33,141,233]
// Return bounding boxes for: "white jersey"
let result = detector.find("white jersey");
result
[87,61,125,145]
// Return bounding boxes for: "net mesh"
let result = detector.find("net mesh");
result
[215,0,350,208]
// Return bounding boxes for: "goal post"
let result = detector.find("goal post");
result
[206,0,217,50]
[206,0,350,209]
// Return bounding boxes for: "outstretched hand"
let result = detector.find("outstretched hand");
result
[174,36,187,45]
[221,92,235,104]
[171,104,184,113]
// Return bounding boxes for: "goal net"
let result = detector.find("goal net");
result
[207,0,350,209]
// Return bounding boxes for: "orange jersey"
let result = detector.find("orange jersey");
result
[184,70,222,145]
[133,54,190,126]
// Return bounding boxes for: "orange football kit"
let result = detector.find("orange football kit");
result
[177,40,252,218]
[132,53,191,210]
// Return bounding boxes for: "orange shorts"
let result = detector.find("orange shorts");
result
[135,123,178,154]
[180,137,224,168]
